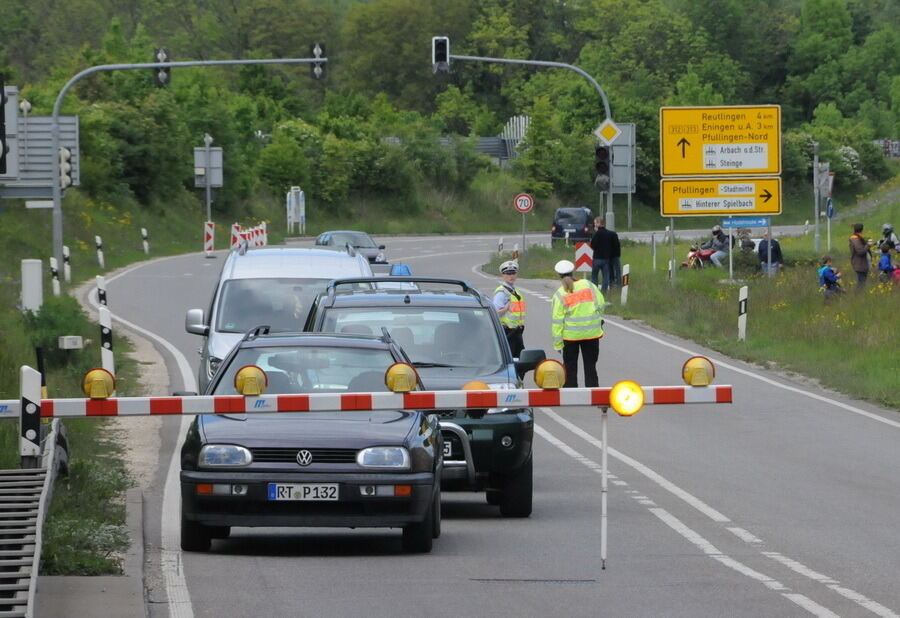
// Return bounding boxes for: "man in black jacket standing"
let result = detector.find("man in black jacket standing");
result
[590,217,621,293]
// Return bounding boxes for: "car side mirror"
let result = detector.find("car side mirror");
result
[172,391,198,396]
[379,244,386,250]
[515,348,546,374]
[185,308,209,336]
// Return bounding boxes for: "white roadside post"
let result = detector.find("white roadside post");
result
[99,305,115,378]
[21,259,43,313]
[62,245,71,283]
[620,264,630,305]
[49,258,61,297]
[738,285,749,341]
[141,228,150,254]
[498,237,503,253]
[667,259,673,281]
[96,275,108,306]
[95,235,104,269]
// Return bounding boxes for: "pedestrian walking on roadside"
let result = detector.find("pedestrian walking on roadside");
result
[493,260,526,358]
[758,231,784,275]
[848,222,873,288]
[589,217,620,293]
[551,260,605,388]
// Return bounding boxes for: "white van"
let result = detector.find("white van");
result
[185,245,373,392]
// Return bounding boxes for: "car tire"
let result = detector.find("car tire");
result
[180,512,212,552]
[431,488,442,539]
[499,454,533,518]
[402,490,435,553]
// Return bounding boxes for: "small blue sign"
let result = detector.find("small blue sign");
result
[826,197,834,219]
[721,216,771,229]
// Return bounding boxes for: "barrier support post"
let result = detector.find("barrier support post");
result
[20,366,42,468]
[600,406,608,570]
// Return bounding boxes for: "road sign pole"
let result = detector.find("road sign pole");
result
[728,228,734,281]
[670,218,676,287]
[521,212,526,268]
[813,143,821,254]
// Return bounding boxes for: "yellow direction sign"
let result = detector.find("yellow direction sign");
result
[660,177,782,216]
[660,105,781,176]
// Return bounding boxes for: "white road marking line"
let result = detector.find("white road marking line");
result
[728,527,764,544]
[763,552,839,584]
[536,424,832,616]
[540,408,899,617]
[93,260,196,618]
[541,408,731,523]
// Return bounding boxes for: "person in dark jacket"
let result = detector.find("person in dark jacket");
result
[757,231,784,275]
[589,217,621,293]
[848,222,873,288]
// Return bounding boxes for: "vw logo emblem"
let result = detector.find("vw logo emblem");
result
[296,450,313,466]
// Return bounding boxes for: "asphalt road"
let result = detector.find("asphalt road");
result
[100,233,900,618]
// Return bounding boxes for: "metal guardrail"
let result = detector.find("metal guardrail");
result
[0,420,66,618]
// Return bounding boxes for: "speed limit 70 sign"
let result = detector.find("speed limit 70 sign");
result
[514,193,534,213]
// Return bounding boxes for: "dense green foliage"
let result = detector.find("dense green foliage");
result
[1,0,897,218]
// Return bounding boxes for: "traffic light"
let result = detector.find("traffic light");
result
[59,147,72,189]
[310,43,325,79]
[432,36,450,73]
[594,145,611,191]
[154,48,171,87]
[0,74,8,174]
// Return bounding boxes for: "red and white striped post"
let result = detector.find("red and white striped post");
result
[204,221,215,257]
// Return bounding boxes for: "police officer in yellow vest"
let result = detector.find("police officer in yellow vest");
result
[493,260,526,358]
[551,259,605,388]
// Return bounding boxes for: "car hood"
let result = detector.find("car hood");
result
[415,367,514,391]
[208,332,243,362]
[198,411,417,447]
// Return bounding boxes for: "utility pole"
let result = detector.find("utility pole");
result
[813,142,820,254]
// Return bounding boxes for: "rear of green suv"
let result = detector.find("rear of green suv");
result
[304,277,545,517]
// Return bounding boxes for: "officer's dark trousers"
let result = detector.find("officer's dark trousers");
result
[504,326,525,359]
[562,338,599,388]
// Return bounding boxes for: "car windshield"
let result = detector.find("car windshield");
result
[211,345,397,395]
[321,307,503,370]
[555,209,588,225]
[331,232,376,248]
[215,278,331,333]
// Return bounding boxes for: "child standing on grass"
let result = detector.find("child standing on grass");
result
[877,246,899,283]
[818,255,843,302]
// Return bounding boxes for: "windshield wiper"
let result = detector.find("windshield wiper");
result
[411,362,457,368]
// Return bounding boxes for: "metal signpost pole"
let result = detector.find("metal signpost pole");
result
[450,53,616,230]
[813,143,820,254]
[521,213,526,269]
[48,56,328,267]
[204,133,213,223]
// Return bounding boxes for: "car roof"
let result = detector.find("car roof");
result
[221,246,371,280]
[238,331,395,351]
[318,277,491,309]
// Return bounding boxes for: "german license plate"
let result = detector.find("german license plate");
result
[267,483,338,501]
[443,441,452,458]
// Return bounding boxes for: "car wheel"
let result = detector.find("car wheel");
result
[431,487,442,539]
[180,511,212,552]
[402,490,435,553]
[499,454,533,518]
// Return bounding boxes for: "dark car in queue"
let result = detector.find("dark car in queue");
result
[550,207,594,244]
[315,230,387,263]
[180,330,442,553]
[304,278,546,518]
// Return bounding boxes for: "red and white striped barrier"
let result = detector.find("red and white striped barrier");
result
[230,222,268,250]
[575,242,593,272]
[0,385,732,419]
[231,223,242,249]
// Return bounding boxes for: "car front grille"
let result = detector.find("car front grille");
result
[250,448,358,464]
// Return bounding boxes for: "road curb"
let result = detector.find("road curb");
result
[124,487,148,617]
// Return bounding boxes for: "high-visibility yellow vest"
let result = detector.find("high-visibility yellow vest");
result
[495,284,526,328]
[551,279,605,349]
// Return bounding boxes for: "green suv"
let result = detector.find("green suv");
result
[304,277,546,517]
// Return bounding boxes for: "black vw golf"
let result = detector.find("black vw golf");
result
[180,330,442,553]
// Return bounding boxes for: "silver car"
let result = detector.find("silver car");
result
[185,245,374,392]
[315,230,386,263]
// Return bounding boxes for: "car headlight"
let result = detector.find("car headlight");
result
[486,382,515,414]
[356,447,410,469]
[199,444,252,467]
[207,356,223,378]
[375,252,386,263]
